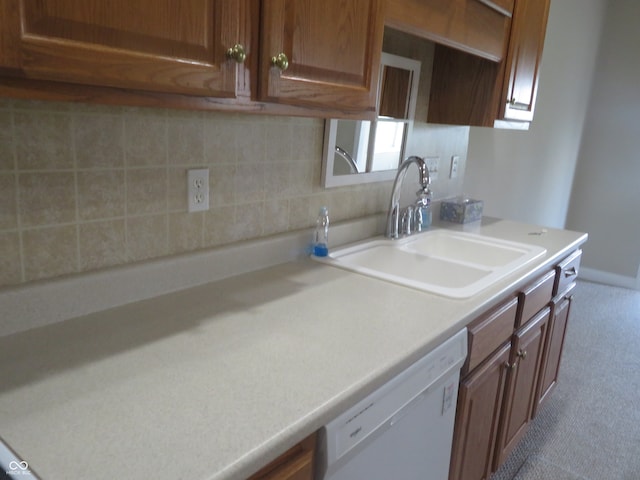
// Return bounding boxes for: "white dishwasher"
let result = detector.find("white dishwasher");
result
[317,328,467,480]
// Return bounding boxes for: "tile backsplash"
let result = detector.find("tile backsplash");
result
[0,99,395,287]
[0,98,469,288]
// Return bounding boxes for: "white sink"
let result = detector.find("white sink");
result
[315,230,546,298]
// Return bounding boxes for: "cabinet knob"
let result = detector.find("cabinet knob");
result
[505,362,517,371]
[517,349,528,360]
[226,44,247,64]
[271,52,289,72]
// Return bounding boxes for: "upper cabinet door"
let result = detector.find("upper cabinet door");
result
[0,0,244,97]
[500,0,550,121]
[259,0,384,114]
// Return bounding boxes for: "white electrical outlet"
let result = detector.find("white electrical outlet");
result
[187,168,209,212]
[449,156,460,179]
[425,156,440,181]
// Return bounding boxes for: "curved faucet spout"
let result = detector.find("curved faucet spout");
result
[386,156,431,239]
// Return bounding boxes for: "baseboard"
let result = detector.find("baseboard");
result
[579,267,639,290]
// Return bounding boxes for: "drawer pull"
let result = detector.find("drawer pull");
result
[564,267,577,278]
[508,97,530,111]
[517,349,527,360]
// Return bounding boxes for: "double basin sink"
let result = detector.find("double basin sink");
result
[315,229,546,298]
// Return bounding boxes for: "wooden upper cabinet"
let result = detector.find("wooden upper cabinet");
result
[499,0,551,121]
[258,0,384,113]
[0,0,245,97]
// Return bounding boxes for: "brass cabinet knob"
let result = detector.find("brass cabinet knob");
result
[505,362,517,371]
[226,44,247,64]
[271,52,289,72]
[517,349,528,360]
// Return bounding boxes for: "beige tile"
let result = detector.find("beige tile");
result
[203,206,235,247]
[126,168,167,216]
[263,199,289,236]
[0,110,15,171]
[18,172,76,227]
[23,225,78,281]
[74,113,124,169]
[234,163,265,204]
[0,98,16,109]
[229,202,264,241]
[167,167,188,212]
[288,196,315,230]
[12,99,73,112]
[265,162,293,199]
[264,123,292,163]
[0,231,22,286]
[14,111,73,170]
[126,214,167,262]
[79,219,126,270]
[204,116,238,164]
[288,160,315,196]
[169,212,203,254]
[167,111,204,165]
[77,170,125,220]
[0,173,18,230]
[237,121,265,163]
[210,164,236,207]
[124,110,167,167]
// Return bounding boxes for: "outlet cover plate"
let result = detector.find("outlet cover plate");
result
[188,168,209,212]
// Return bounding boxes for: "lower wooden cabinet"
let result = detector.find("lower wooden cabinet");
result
[494,307,549,467]
[248,433,316,480]
[450,343,511,480]
[450,251,580,480]
[536,286,574,413]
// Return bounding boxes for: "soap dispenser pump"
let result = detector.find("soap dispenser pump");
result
[414,185,432,231]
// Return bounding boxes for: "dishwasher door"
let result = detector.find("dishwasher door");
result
[317,328,467,480]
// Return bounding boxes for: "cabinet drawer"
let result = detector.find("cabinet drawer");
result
[464,297,518,376]
[554,250,582,297]
[516,270,555,328]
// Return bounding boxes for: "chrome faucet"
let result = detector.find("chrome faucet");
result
[386,156,431,239]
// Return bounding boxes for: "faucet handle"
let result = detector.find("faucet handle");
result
[401,205,415,235]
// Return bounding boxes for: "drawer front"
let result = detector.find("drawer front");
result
[517,270,555,328]
[464,297,518,376]
[554,249,582,297]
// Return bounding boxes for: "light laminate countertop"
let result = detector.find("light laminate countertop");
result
[0,218,587,480]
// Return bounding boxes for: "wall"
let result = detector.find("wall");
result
[565,0,640,287]
[463,0,607,228]
[0,100,394,288]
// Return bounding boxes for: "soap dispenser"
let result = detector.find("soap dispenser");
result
[414,185,432,232]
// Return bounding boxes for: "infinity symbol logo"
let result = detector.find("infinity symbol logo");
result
[8,460,29,471]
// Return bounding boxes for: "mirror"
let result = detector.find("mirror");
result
[322,53,421,188]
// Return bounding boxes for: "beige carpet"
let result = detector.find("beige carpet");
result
[491,280,640,480]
